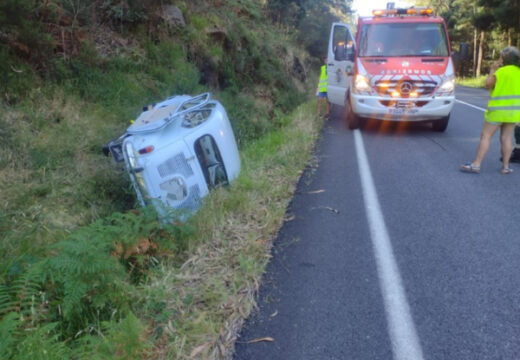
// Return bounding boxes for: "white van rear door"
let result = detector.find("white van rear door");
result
[327,23,355,107]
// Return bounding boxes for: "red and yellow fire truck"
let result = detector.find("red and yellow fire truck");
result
[327,6,455,131]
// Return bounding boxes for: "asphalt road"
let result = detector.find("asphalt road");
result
[234,86,520,360]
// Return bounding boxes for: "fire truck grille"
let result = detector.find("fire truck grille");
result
[158,153,194,178]
[374,80,437,97]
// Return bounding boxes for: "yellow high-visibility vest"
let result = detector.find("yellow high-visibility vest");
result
[318,65,328,93]
[485,65,520,123]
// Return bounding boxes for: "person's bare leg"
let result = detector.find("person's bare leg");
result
[472,122,500,167]
[317,97,322,116]
[500,123,516,169]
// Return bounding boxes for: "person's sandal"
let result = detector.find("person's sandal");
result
[460,162,480,174]
[500,167,514,174]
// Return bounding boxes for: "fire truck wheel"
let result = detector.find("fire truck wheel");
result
[345,97,360,130]
[432,114,450,132]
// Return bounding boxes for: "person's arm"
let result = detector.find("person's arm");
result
[485,59,503,89]
[485,74,496,89]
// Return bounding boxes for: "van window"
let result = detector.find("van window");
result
[332,25,355,61]
[359,23,449,57]
[194,135,228,188]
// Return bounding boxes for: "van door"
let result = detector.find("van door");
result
[327,23,355,107]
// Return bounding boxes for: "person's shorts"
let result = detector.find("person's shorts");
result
[485,120,502,125]
[485,120,519,125]
[318,92,328,98]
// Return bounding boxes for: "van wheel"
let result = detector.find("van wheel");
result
[432,114,450,132]
[346,97,360,130]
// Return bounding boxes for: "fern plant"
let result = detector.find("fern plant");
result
[14,322,71,360]
[0,312,19,359]
[74,312,149,360]
[0,313,72,360]
[0,265,46,325]
[0,206,188,357]
[42,207,184,335]
[44,224,131,336]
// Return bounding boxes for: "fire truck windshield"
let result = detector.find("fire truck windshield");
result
[358,23,449,57]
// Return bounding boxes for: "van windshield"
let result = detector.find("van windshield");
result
[358,22,449,57]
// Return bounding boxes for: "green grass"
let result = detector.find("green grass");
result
[0,99,321,359]
[456,76,487,88]
[136,101,323,359]
[0,1,315,357]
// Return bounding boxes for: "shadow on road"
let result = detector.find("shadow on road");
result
[330,104,442,136]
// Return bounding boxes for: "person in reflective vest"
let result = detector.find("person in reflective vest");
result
[461,46,520,174]
[317,56,330,118]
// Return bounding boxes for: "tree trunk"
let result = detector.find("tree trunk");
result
[476,30,485,77]
[518,0,520,47]
[508,28,512,46]
[473,27,478,76]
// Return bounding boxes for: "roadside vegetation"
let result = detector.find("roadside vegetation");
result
[0,101,323,359]
[456,75,487,88]
[417,0,520,83]
[0,0,348,358]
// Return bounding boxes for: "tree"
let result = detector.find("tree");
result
[478,0,520,47]
[266,0,353,57]
[472,12,495,76]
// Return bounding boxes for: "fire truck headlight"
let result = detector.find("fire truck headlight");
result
[354,74,371,93]
[439,76,455,93]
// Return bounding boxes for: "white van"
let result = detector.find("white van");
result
[104,93,240,218]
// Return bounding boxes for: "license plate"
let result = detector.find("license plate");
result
[388,108,418,115]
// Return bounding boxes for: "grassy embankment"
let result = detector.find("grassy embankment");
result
[1,92,323,359]
[456,76,487,88]
[0,1,325,358]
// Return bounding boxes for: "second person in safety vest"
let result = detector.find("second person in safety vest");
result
[317,56,330,118]
[461,46,520,174]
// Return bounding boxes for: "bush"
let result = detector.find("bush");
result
[0,207,191,357]
[0,47,39,103]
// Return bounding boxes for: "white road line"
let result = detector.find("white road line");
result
[353,130,425,360]
[456,99,486,112]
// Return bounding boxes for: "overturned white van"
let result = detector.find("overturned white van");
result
[104,93,241,218]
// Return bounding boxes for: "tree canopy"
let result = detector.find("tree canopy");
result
[267,0,354,57]
[416,0,519,75]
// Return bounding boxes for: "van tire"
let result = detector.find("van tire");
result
[345,96,360,130]
[432,114,450,132]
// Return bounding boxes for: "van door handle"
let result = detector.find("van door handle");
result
[328,63,334,66]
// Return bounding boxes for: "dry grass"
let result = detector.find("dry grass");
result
[0,90,132,275]
[139,102,323,359]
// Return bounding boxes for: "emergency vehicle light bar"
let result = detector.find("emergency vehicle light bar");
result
[372,7,433,17]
